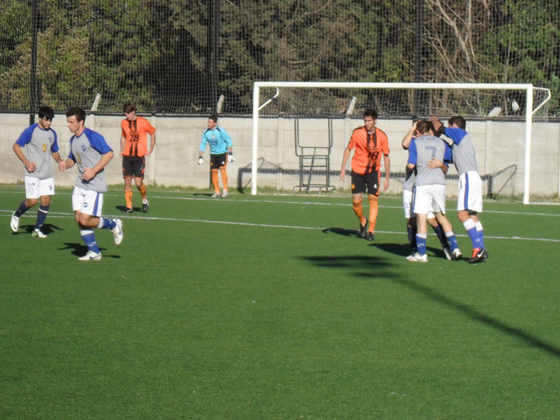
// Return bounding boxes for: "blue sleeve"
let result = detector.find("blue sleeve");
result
[444,127,468,145]
[443,142,453,164]
[86,129,112,154]
[407,138,417,165]
[220,127,232,147]
[199,130,209,152]
[68,136,76,161]
[51,130,59,153]
[15,125,37,146]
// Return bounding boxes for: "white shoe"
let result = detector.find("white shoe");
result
[10,212,19,232]
[32,229,47,238]
[112,219,123,245]
[406,252,428,262]
[221,191,228,198]
[78,250,102,261]
[443,245,452,261]
[453,248,463,260]
[211,192,221,198]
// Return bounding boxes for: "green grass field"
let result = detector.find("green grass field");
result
[1,186,560,419]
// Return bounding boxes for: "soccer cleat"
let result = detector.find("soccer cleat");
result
[78,251,102,261]
[221,191,228,198]
[211,192,221,198]
[365,231,375,241]
[358,219,368,238]
[468,248,488,264]
[122,207,133,214]
[32,229,47,238]
[452,248,463,260]
[406,252,428,263]
[141,200,149,213]
[112,218,123,245]
[443,245,453,261]
[10,212,20,232]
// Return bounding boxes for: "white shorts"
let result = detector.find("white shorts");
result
[72,186,104,217]
[413,185,446,215]
[24,176,55,199]
[404,189,435,219]
[457,171,483,213]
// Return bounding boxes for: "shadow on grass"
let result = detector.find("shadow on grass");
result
[14,223,63,235]
[59,242,121,259]
[302,255,560,358]
[322,227,361,238]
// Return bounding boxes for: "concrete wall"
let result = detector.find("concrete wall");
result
[1,113,559,197]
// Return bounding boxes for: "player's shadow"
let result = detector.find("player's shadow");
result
[116,205,141,213]
[322,227,363,238]
[59,242,121,259]
[373,242,455,261]
[14,223,63,235]
[193,193,218,198]
[301,254,560,358]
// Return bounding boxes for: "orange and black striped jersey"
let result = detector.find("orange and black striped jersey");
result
[348,126,390,175]
[121,116,156,157]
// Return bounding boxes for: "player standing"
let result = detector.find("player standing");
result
[405,120,461,262]
[431,116,488,264]
[340,109,390,241]
[401,120,457,260]
[198,115,234,198]
[59,107,123,261]
[120,102,156,213]
[10,106,63,238]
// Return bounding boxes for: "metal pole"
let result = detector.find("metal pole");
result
[413,0,424,118]
[29,0,39,126]
[207,0,220,113]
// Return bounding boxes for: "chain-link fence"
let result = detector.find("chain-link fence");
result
[1,0,559,116]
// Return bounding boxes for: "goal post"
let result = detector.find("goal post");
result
[251,82,551,203]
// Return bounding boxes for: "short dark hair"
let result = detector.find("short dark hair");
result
[209,114,218,123]
[448,116,466,129]
[363,108,378,119]
[66,107,86,123]
[416,120,431,135]
[123,102,136,113]
[38,106,54,120]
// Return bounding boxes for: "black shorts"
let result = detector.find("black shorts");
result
[210,153,227,169]
[122,156,145,178]
[351,170,380,196]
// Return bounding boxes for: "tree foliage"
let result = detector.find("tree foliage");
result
[0,0,558,115]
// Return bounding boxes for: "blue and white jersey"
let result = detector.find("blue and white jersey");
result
[200,126,232,155]
[15,123,59,180]
[444,127,478,175]
[403,138,417,192]
[408,135,452,186]
[68,128,112,192]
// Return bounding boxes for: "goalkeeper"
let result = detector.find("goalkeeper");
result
[198,115,234,198]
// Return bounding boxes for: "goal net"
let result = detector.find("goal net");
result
[250,82,552,204]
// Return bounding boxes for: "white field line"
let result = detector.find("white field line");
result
[2,209,560,243]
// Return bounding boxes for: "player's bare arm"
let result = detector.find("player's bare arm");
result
[383,155,390,191]
[340,147,351,181]
[401,121,419,149]
[119,134,126,158]
[146,131,156,157]
[12,143,36,173]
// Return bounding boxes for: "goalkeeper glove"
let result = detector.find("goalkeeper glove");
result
[198,157,204,165]
[228,153,234,163]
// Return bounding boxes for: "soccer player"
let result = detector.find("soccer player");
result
[120,102,156,213]
[401,120,457,260]
[405,120,461,262]
[198,115,234,198]
[431,116,488,264]
[340,108,390,241]
[58,107,123,261]
[10,106,63,238]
